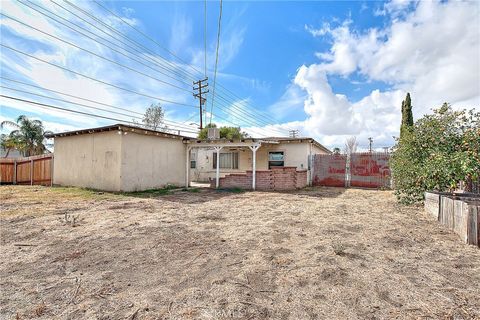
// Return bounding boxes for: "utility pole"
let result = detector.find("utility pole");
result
[193,78,208,129]
[368,137,373,152]
[289,129,299,138]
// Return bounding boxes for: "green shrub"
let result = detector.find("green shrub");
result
[391,104,480,204]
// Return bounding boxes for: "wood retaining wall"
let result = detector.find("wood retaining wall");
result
[425,191,479,247]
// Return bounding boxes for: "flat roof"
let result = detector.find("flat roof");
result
[45,124,191,140]
[46,124,331,153]
[186,137,331,153]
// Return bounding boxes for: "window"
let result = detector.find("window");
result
[268,151,284,169]
[190,152,197,169]
[213,152,239,169]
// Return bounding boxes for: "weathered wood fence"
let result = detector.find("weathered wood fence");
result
[0,154,53,185]
[425,191,479,247]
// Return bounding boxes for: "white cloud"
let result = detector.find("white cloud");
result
[0,0,198,135]
[267,84,305,120]
[169,13,193,55]
[267,0,479,149]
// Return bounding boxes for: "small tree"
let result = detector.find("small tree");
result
[332,147,341,155]
[142,103,167,131]
[0,115,52,157]
[344,136,358,156]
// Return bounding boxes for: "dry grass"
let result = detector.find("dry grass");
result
[1,185,479,319]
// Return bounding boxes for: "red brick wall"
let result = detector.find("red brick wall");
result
[211,167,308,191]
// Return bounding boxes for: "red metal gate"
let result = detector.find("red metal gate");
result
[312,152,391,189]
[350,152,391,188]
[312,154,346,187]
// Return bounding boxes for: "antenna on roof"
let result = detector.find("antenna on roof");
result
[289,130,299,138]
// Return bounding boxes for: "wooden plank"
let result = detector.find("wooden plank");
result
[16,161,31,184]
[0,162,15,184]
[424,192,440,220]
[467,205,478,246]
[453,199,466,242]
[478,208,480,247]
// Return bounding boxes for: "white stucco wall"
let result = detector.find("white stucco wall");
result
[120,132,186,191]
[191,141,329,182]
[53,131,122,191]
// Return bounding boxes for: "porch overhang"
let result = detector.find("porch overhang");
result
[183,138,279,148]
[184,139,279,190]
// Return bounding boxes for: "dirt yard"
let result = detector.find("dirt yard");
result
[1,186,479,319]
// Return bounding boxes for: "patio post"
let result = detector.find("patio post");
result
[214,146,223,188]
[249,144,261,190]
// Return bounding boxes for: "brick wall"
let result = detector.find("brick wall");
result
[211,167,308,191]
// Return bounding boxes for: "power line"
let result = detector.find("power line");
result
[17,0,290,135]
[15,0,283,133]
[205,91,291,135]
[0,44,197,108]
[61,0,191,81]
[0,76,142,115]
[50,0,287,133]
[0,12,192,93]
[19,0,193,87]
[0,80,199,131]
[89,0,290,133]
[92,0,202,78]
[0,95,200,134]
[204,0,207,78]
[209,0,223,125]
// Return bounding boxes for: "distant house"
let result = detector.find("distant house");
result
[0,148,22,158]
[47,124,330,192]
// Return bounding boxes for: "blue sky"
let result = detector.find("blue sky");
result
[1,0,479,149]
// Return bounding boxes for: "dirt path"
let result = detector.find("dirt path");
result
[1,186,479,319]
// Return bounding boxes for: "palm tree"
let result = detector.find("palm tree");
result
[0,115,53,157]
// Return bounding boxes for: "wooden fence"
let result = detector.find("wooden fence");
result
[0,154,53,186]
[425,191,479,247]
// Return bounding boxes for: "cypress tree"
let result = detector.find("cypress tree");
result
[400,92,413,139]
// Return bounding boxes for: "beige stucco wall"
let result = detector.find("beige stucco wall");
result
[53,131,122,191]
[191,141,329,183]
[190,147,251,181]
[120,132,186,192]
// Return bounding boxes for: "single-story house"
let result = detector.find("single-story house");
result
[189,137,330,188]
[47,124,330,192]
[0,148,22,158]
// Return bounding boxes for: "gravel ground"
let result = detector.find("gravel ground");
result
[1,185,479,320]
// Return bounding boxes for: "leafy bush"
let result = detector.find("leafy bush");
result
[391,104,480,204]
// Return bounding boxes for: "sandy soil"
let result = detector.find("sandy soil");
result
[1,186,479,320]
